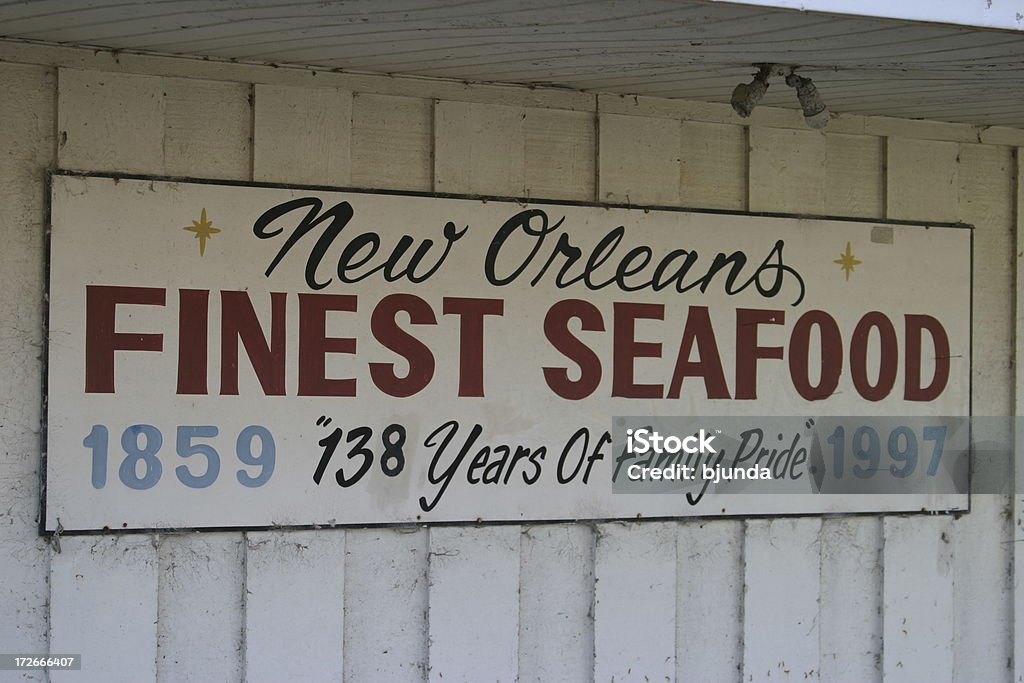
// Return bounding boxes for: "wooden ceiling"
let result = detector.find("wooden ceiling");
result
[2,0,1022,126]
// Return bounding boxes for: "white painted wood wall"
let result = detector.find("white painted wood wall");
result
[0,42,1020,683]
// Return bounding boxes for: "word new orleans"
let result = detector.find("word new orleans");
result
[84,199,950,403]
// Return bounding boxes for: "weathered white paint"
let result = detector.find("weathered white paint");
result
[819,518,883,682]
[518,525,594,683]
[435,100,526,196]
[743,518,822,681]
[886,137,961,223]
[253,84,352,185]
[50,536,158,683]
[818,128,885,683]
[156,534,244,682]
[881,136,958,683]
[882,516,955,682]
[344,529,429,682]
[244,530,346,682]
[743,126,824,683]
[351,93,433,193]
[1015,144,1024,683]
[594,523,677,682]
[427,527,520,683]
[0,39,1017,681]
[679,120,747,211]
[0,61,53,683]
[749,126,827,214]
[955,143,1015,683]
[597,112,681,205]
[676,521,744,681]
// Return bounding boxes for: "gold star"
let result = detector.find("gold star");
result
[183,208,220,257]
[833,241,861,281]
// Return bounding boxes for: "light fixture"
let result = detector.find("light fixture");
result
[730,65,771,118]
[785,72,829,129]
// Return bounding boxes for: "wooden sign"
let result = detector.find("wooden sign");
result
[44,172,971,532]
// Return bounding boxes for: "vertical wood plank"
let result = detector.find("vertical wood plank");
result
[594,522,676,682]
[819,519,883,682]
[953,143,1014,683]
[745,127,825,682]
[523,108,596,201]
[516,98,596,683]
[0,62,55,683]
[881,135,959,683]
[1014,145,1024,683]
[819,130,884,683]
[676,521,743,682]
[244,531,345,683]
[50,536,158,683]
[825,133,884,218]
[593,111,676,682]
[598,113,680,205]
[151,75,251,683]
[518,525,594,683]
[882,517,954,682]
[352,92,433,192]
[58,68,166,174]
[434,100,525,196]
[428,102,524,683]
[742,518,822,681]
[156,534,244,682]
[749,127,827,214]
[886,138,960,222]
[253,84,352,185]
[243,92,351,683]
[960,144,1015,418]
[680,120,747,210]
[162,77,252,180]
[54,67,164,683]
[344,529,429,682]
[427,527,520,682]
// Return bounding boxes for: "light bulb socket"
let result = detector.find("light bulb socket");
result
[785,72,829,128]
[731,66,772,118]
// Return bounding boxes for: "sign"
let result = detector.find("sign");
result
[45,172,971,532]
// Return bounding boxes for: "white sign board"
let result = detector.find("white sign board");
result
[45,173,971,532]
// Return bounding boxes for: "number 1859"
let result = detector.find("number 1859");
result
[83,424,276,490]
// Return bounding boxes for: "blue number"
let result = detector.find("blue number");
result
[852,426,880,479]
[119,424,163,490]
[175,426,221,488]
[236,426,275,487]
[888,426,918,478]
[83,425,108,489]
[923,425,947,476]
[827,425,845,479]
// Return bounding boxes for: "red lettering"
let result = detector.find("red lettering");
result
[543,299,604,400]
[735,308,784,400]
[220,291,286,396]
[904,314,950,401]
[850,311,898,401]
[176,289,209,395]
[612,302,663,399]
[667,306,730,399]
[369,294,437,397]
[442,297,504,397]
[789,310,842,400]
[298,293,357,396]
[85,285,165,393]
